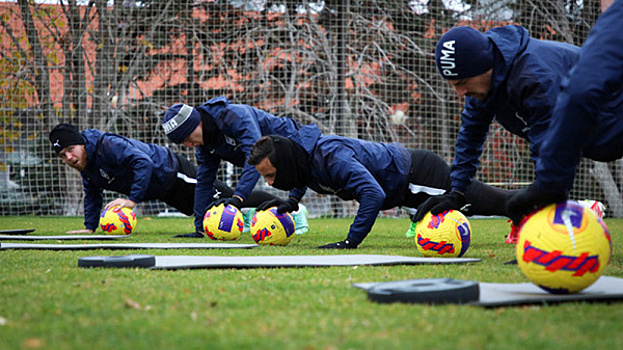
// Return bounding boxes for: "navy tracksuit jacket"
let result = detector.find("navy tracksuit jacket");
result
[80,129,179,231]
[286,131,412,245]
[536,1,623,193]
[450,25,623,194]
[192,96,307,231]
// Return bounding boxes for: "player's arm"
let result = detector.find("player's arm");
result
[113,137,155,205]
[503,68,578,223]
[79,179,103,234]
[507,4,623,222]
[344,172,386,245]
[193,148,220,231]
[96,136,154,210]
[413,104,491,222]
[450,102,493,193]
[329,152,387,246]
[288,188,307,203]
[220,108,264,200]
[535,4,623,193]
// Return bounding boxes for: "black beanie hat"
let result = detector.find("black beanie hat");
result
[49,123,85,154]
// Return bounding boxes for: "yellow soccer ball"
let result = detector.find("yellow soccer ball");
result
[516,200,612,294]
[100,206,137,235]
[250,207,296,246]
[414,210,471,257]
[203,204,244,241]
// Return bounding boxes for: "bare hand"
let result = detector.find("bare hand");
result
[66,229,94,234]
[105,198,137,210]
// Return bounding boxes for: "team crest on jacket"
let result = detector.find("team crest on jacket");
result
[99,169,114,183]
[224,135,236,147]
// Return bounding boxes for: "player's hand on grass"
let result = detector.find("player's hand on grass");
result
[412,191,466,223]
[505,183,568,225]
[105,198,136,210]
[173,230,205,238]
[213,196,243,209]
[66,229,94,234]
[317,239,358,249]
[257,197,299,214]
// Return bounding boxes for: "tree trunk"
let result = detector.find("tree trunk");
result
[17,1,54,123]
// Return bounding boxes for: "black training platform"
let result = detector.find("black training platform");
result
[78,254,157,268]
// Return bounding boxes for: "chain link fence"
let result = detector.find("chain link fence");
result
[1,0,620,219]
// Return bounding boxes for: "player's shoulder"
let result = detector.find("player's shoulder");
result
[98,132,134,148]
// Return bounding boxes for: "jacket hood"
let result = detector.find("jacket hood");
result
[289,124,323,157]
[82,129,105,167]
[486,25,531,87]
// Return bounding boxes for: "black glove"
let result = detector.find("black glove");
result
[506,183,568,225]
[257,197,299,214]
[317,239,358,249]
[213,196,243,209]
[173,230,204,238]
[412,191,466,223]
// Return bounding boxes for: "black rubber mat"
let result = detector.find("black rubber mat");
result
[0,242,258,250]
[77,254,480,269]
[353,276,623,307]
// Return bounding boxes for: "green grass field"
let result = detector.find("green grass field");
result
[1,215,622,349]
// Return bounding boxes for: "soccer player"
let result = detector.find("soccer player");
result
[160,96,310,237]
[247,133,512,249]
[415,24,623,242]
[49,123,275,236]
[506,0,623,221]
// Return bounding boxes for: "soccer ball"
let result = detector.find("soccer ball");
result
[414,210,471,257]
[516,200,612,294]
[250,207,296,246]
[203,204,244,241]
[100,206,137,235]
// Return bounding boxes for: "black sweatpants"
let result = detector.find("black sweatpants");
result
[161,153,277,215]
[401,149,511,217]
